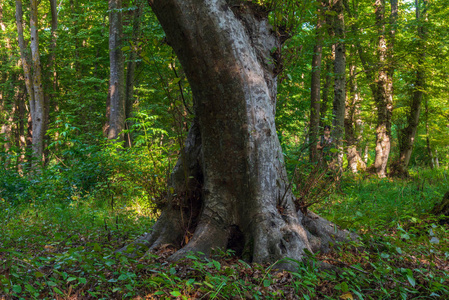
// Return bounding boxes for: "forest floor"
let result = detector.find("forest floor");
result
[1,169,448,299]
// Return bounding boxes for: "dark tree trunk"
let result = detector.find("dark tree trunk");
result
[108,0,126,142]
[319,58,332,129]
[331,0,346,169]
[124,1,143,147]
[425,98,435,168]
[394,0,426,177]
[309,4,324,163]
[14,84,27,171]
[43,0,58,163]
[120,0,356,267]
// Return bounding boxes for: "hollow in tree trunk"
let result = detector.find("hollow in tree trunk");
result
[120,0,356,267]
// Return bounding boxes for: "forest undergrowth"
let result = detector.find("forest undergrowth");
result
[1,167,448,299]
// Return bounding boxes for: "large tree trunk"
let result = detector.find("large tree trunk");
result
[394,0,425,176]
[121,0,356,267]
[107,0,126,142]
[309,3,324,163]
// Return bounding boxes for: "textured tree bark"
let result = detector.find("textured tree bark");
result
[108,0,126,142]
[345,58,366,173]
[371,0,394,178]
[394,0,425,177]
[309,4,324,163]
[331,0,346,169]
[29,0,47,166]
[120,0,356,267]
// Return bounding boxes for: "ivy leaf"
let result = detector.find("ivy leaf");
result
[407,274,416,287]
[12,285,22,293]
[170,290,181,297]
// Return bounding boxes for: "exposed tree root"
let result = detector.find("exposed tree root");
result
[301,211,359,253]
[118,204,359,271]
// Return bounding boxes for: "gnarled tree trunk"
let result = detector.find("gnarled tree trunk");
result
[120,0,356,267]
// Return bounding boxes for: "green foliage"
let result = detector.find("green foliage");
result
[1,1,449,298]
[1,172,448,299]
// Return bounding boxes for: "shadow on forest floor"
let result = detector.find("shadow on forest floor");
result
[1,170,448,299]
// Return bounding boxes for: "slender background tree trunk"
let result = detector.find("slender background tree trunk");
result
[395,0,426,176]
[331,0,346,169]
[108,0,125,142]
[309,3,324,163]
[345,55,366,173]
[124,1,143,148]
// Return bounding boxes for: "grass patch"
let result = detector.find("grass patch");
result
[1,170,448,299]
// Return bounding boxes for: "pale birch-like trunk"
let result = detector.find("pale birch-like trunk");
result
[107,0,125,142]
[30,0,47,166]
[15,0,47,168]
[345,59,366,173]
[120,0,356,267]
